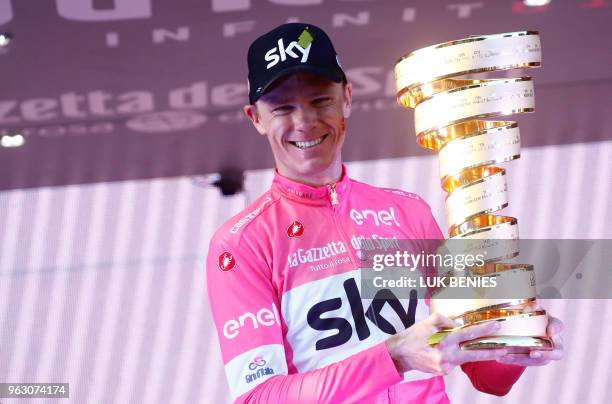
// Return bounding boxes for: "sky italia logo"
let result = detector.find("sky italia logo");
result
[287,241,347,268]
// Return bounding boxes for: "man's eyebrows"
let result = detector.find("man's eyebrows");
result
[298,90,335,100]
[261,89,334,104]
[309,91,333,98]
[264,95,291,105]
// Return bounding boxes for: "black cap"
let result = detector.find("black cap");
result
[247,23,346,104]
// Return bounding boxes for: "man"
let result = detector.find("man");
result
[206,22,563,403]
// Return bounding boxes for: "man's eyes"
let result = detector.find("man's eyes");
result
[271,97,333,114]
[313,97,332,106]
[272,105,293,114]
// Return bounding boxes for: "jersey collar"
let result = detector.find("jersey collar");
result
[271,164,352,205]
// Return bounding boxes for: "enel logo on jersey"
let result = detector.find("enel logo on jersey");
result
[223,303,281,339]
[349,207,401,227]
[306,278,418,350]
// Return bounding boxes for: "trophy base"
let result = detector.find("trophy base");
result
[460,336,554,353]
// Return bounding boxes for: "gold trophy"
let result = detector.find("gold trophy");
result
[394,32,553,352]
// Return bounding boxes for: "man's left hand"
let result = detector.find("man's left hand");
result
[495,314,564,366]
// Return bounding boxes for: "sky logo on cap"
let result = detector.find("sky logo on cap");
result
[264,28,313,70]
[297,28,314,48]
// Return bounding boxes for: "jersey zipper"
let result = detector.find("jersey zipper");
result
[327,182,358,268]
[329,183,339,206]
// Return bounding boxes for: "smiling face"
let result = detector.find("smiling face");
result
[244,72,352,186]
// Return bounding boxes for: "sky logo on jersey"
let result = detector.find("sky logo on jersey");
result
[307,277,418,350]
[223,302,281,340]
[287,220,304,238]
[287,240,347,268]
[218,252,236,272]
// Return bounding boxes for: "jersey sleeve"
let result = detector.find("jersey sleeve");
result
[206,232,286,401]
[206,232,402,403]
[242,343,402,403]
[460,361,525,396]
[423,206,445,240]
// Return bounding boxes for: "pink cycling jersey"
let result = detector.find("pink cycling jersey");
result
[206,165,524,403]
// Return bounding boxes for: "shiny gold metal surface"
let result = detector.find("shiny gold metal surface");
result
[414,78,535,138]
[449,214,517,239]
[395,31,549,351]
[428,309,552,350]
[416,120,516,151]
[395,31,541,92]
[438,124,521,185]
[460,336,554,353]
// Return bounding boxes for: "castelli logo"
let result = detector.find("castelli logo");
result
[218,252,236,272]
[287,221,304,238]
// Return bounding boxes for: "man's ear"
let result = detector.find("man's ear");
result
[342,82,353,119]
[243,104,267,136]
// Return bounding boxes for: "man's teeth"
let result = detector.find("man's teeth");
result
[293,136,325,149]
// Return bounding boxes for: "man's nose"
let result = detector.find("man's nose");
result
[292,106,317,131]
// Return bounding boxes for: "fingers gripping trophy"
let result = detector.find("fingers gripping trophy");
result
[394,32,553,352]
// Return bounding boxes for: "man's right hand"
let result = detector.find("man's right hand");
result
[385,313,508,376]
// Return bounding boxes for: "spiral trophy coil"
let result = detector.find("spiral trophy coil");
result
[394,31,553,352]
